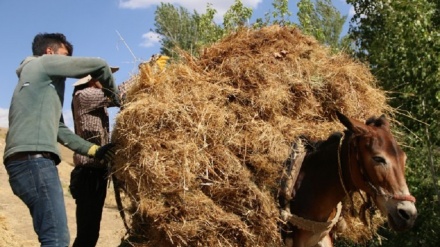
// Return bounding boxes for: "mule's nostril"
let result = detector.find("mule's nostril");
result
[398,209,410,221]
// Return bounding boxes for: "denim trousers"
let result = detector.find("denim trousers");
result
[5,157,70,247]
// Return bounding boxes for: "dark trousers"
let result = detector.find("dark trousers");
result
[69,166,108,247]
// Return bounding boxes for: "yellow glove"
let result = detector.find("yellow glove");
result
[87,145,100,157]
[87,144,116,163]
[155,55,170,71]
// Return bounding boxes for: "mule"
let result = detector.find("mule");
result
[279,112,417,247]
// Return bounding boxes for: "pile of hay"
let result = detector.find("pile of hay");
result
[112,26,391,246]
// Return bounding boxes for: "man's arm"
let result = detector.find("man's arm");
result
[41,55,120,103]
[57,115,93,156]
[58,116,115,163]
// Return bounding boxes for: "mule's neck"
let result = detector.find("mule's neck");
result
[291,133,349,222]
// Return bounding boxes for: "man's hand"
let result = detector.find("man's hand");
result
[87,143,116,163]
[112,96,121,108]
[96,143,116,162]
[87,145,99,156]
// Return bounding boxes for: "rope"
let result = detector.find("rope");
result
[337,133,350,198]
[112,174,131,234]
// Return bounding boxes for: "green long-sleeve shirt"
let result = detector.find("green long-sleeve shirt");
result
[4,55,119,164]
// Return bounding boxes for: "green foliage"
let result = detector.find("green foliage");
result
[270,0,293,25]
[347,0,440,245]
[223,0,253,32]
[298,0,317,36]
[195,4,225,48]
[298,0,350,52]
[348,0,440,132]
[154,3,200,57]
[254,0,293,27]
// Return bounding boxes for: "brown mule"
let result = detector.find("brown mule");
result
[279,112,417,247]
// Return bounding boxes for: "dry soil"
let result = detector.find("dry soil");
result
[0,128,126,247]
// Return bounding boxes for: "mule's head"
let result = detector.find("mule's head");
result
[336,112,417,231]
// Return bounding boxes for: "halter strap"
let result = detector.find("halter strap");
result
[393,194,416,203]
[365,181,416,203]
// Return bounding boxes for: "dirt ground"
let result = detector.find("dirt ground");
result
[0,128,126,247]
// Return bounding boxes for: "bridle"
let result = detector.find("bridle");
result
[337,132,416,204]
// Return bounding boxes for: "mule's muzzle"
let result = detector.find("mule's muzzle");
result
[388,201,417,231]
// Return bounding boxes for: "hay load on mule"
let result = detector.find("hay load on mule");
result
[112,25,392,246]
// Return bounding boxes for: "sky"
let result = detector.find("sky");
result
[0,0,353,130]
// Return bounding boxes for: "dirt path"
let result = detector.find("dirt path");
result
[0,128,126,247]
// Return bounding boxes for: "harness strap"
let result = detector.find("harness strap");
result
[286,202,342,234]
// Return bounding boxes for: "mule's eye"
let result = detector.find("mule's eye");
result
[373,156,386,164]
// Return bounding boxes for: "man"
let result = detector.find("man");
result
[69,67,119,247]
[67,53,170,246]
[3,33,118,247]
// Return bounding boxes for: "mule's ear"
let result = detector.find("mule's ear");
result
[336,111,368,135]
[336,111,351,128]
[379,114,390,129]
[366,114,390,130]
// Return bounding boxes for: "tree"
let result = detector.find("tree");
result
[194,4,225,48]
[154,3,200,57]
[298,0,349,51]
[223,0,253,32]
[347,0,440,245]
[254,0,293,27]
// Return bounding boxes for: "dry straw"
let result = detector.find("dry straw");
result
[112,25,392,246]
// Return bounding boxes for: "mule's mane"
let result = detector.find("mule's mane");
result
[303,132,344,153]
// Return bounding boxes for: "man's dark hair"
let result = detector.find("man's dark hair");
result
[32,33,73,56]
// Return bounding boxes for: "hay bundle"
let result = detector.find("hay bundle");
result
[112,26,391,246]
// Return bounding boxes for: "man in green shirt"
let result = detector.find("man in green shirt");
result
[3,33,118,247]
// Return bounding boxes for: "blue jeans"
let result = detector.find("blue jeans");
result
[5,157,70,247]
